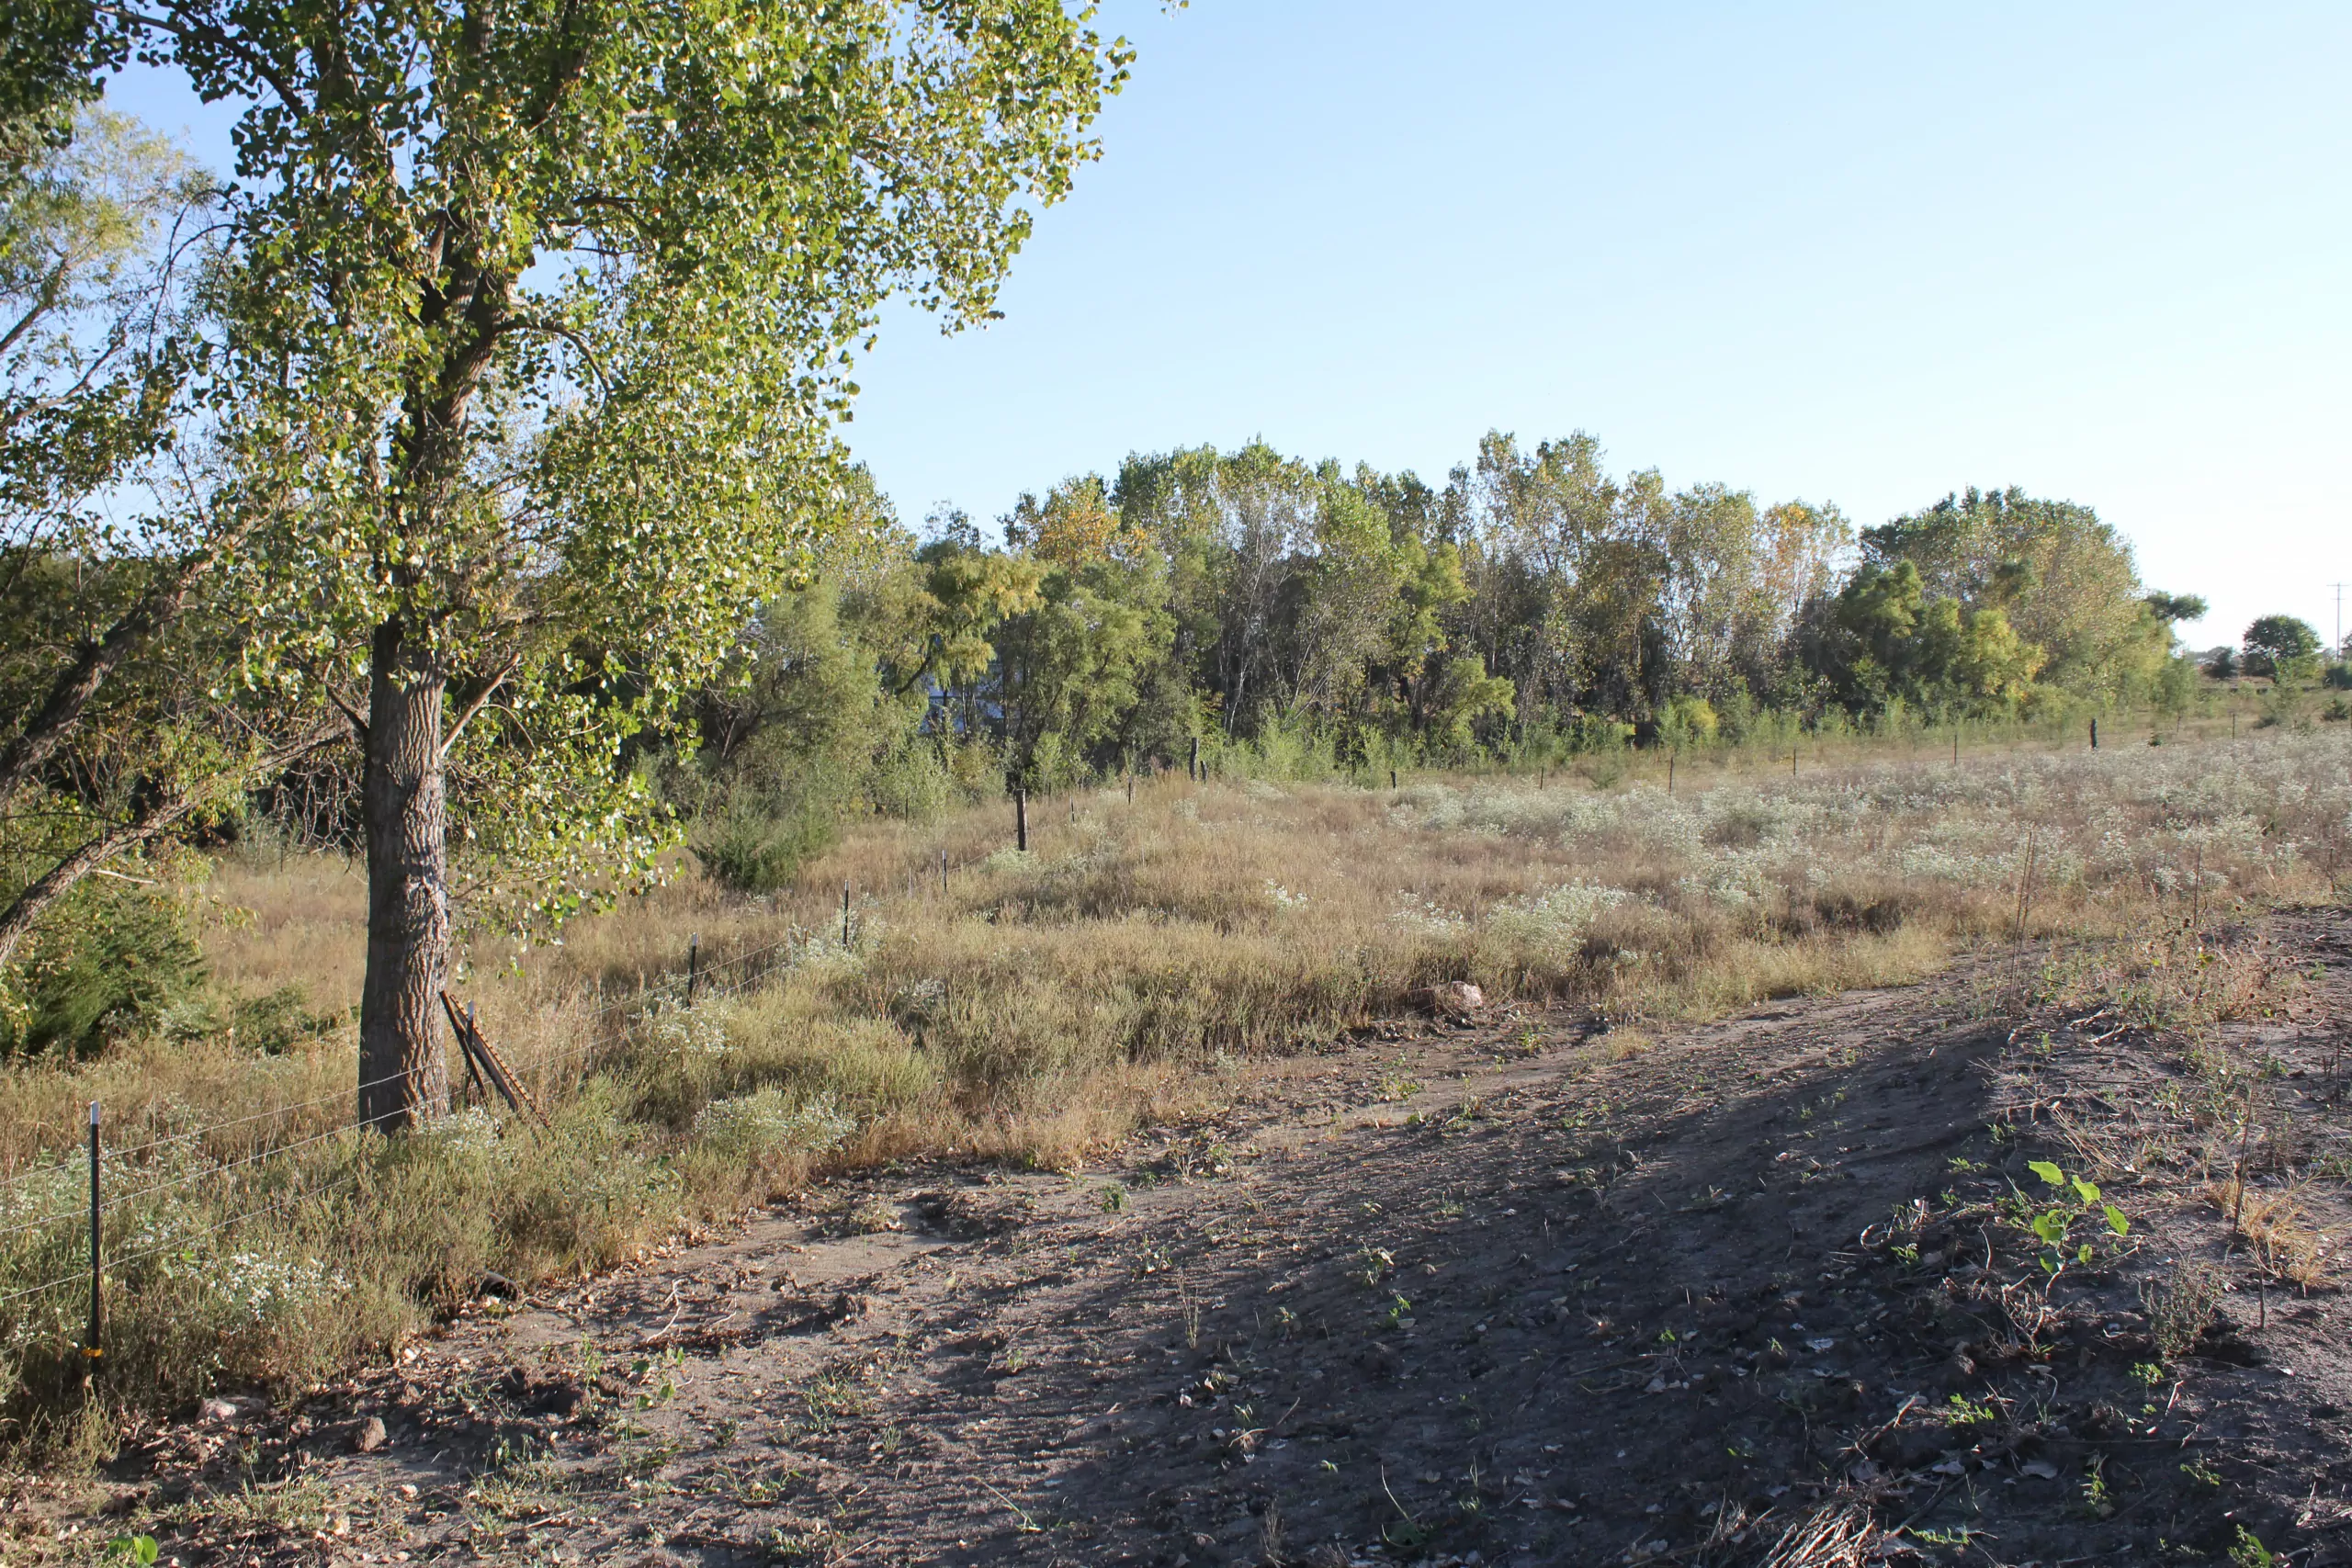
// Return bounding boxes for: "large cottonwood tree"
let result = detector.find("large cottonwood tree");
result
[83,1,1128,1128]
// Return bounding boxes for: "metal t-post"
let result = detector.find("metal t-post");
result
[85,1101,101,1380]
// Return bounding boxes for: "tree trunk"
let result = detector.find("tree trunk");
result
[358,618,450,1132]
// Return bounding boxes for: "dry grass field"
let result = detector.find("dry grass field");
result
[2,725,2347,1461]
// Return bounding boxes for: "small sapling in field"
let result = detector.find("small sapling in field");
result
[2142,1260,2223,1360]
[630,1347,686,1408]
[1944,1392,1998,1430]
[2013,1160,2130,1279]
[2081,1453,2115,1518]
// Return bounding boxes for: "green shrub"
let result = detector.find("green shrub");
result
[1661,694,1720,747]
[681,1088,855,1211]
[691,795,840,893]
[158,984,345,1055]
[1,878,206,1058]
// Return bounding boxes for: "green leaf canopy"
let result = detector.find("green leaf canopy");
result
[88,0,1128,931]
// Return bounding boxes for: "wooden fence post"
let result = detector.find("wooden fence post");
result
[440,993,546,1124]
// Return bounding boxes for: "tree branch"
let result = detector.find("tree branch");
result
[103,5,314,119]
[441,647,526,758]
[496,315,611,397]
[0,718,343,970]
[0,259,72,363]
[0,557,197,811]
[314,672,370,746]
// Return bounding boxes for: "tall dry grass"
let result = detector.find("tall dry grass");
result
[2,726,2347,1454]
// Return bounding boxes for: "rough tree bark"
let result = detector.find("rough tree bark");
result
[357,618,451,1131]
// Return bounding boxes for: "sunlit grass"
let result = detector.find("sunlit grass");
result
[1,723,2346,1452]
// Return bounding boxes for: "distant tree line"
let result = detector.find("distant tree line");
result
[668,438,2218,886]
[2203,615,2341,683]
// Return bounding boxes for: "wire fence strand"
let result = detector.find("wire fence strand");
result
[0,930,811,1193]
[0,911,876,1346]
[0,1164,367,1312]
[98,1167,367,1281]
[0,1268,85,1309]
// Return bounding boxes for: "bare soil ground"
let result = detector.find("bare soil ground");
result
[50,908,2352,1567]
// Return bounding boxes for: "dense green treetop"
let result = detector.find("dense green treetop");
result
[57,0,1132,934]
[2242,615,2322,681]
[1861,486,2166,702]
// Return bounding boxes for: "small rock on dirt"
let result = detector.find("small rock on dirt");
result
[352,1416,388,1454]
[1407,981,1485,1018]
[196,1397,239,1426]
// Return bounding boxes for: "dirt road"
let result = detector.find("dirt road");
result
[90,911,2352,1566]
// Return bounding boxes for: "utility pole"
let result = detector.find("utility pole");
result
[2332,582,2346,661]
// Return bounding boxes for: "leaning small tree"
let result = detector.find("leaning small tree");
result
[0,100,351,1005]
[86,1,1129,1128]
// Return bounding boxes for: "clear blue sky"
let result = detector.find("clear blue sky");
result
[107,3,2352,650]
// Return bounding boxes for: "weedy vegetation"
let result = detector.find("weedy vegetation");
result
[0,726,2346,1453]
